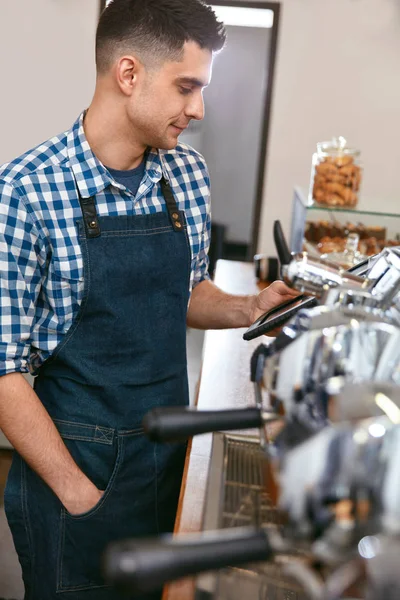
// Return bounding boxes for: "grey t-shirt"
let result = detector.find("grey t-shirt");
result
[106,158,146,197]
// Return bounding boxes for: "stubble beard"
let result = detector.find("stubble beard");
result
[146,127,180,151]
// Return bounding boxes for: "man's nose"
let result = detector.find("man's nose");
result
[186,93,205,121]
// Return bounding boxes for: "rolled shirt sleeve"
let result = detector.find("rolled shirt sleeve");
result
[191,160,211,288]
[192,207,211,287]
[0,181,45,376]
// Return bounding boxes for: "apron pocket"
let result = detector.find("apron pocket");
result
[56,422,124,592]
[49,256,84,330]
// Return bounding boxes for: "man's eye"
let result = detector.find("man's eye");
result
[179,87,192,96]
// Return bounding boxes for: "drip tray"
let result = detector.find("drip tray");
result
[195,432,307,600]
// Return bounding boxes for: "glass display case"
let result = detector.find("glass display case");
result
[290,186,400,258]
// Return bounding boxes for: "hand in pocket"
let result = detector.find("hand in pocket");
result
[63,483,105,516]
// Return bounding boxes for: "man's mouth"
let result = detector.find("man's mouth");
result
[171,124,188,132]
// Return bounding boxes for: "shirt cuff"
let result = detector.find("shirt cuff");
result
[0,343,30,377]
[192,272,211,288]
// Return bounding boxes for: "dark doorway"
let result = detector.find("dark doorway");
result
[192,2,280,265]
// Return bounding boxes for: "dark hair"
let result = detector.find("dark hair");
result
[96,0,226,74]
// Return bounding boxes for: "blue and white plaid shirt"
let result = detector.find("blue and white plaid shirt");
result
[0,112,211,377]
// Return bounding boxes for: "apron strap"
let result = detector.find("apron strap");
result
[160,177,185,233]
[78,196,101,239]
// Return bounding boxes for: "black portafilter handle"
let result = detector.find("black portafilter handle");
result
[143,406,263,442]
[250,344,270,383]
[103,527,273,596]
[273,220,292,266]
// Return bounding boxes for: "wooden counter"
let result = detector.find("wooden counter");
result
[164,260,267,600]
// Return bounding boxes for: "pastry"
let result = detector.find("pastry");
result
[312,154,362,207]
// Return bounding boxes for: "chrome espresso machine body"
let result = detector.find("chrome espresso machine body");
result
[257,227,400,444]
[262,307,400,442]
[103,226,400,600]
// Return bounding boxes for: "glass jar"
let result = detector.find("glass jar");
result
[309,136,362,208]
[320,232,366,269]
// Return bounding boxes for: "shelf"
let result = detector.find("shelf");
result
[295,186,400,219]
[290,186,400,254]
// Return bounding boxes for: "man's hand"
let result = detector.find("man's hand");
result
[62,483,104,516]
[248,280,300,331]
[187,279,301,331]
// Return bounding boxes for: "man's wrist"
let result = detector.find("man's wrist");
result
[58,470,96,505]
[244,294,258,327]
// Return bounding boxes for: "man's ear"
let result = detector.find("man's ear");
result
[115,55,142,96]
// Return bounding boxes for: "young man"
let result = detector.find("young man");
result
[0,1,298,598]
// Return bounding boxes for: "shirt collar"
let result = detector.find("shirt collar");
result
[67,111,169,199]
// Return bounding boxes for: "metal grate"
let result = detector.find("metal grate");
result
[216,436,308,600]
[221,437,278,529]
[216,566,305,600]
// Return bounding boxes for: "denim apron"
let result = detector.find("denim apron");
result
[5,177,190,600]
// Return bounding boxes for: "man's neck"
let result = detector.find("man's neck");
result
[83,101,147,171]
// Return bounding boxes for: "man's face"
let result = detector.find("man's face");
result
[128,41,213,150]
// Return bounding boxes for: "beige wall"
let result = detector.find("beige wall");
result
[0,0,99,165]
[258,0,400,255]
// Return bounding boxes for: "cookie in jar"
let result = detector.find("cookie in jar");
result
[309,136,362,208]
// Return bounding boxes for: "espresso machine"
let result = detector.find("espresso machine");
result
[103,225,400,599]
